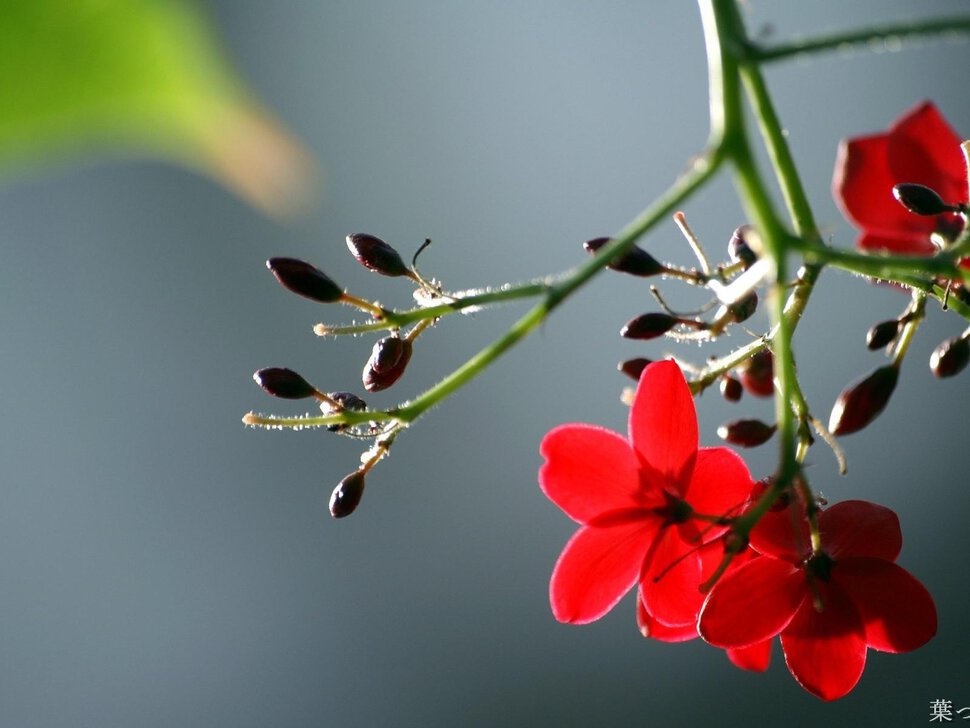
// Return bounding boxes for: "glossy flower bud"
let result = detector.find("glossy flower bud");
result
[719,374,743,402]
[726,291,758,324]
[346,233,411,277]
[583,237,665,277]
[728,225,757,269]
[253,367,317,399]
[737,350,774,397]
[620,313,680,340]
[267,257,343,303]
[717,419,776,447]
[329,471,366,518]
[362,336,413,392]
[892,183,952,216]
[828,365,899,436]
[866,320,900,350]
[325,391,368,432]
[618,357,653,381]
[930,336,970,378]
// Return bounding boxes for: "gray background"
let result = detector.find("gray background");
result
[1,1,969,726]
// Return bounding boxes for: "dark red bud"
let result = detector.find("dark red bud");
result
[892,183,953,216]
[618,357,653,381]
[737,350,774,397]
[620,313,680,340]
[329,471,366,518]
[828,365,899,436]
[362,336,413,392]
[583,237,665,277]
[930,336,970,378]
[728,225,757,268]
[866,320,901,350]
[727,291,758,324]
[325,391,368,432]
[719,374,743,402]
[716,419,776,447]
[346,233,411,277]
[267,257,343,303]
[253,367,317,399]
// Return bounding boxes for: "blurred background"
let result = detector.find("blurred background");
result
[1,1,968,725]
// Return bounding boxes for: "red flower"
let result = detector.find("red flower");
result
[833,101,967,258]
[698,500,937,701]
[538,360,755,627]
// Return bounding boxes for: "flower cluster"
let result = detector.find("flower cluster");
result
[539,361,937,700]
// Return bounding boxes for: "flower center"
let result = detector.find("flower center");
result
[804,550,835,582]
[655,490,693,524]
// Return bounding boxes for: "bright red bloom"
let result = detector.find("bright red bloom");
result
[698,500,937,701]
[833,101,967,258]
[539,360,755,627]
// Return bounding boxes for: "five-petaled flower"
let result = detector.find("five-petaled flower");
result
[698,499,937,701]
[833,101,968,263]
[538,360,755,629]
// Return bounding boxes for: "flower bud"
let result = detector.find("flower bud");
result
[346,233,411,277]
[325,391,368,432]
[267,257,343,303]
[719,374,743,402]
[583,237,665,277]
[828,365,899,436]
[930,336,970,378]
[362,336,413,392]
[728,225,757,269]
[329,471,366,518]
[253,367,317,399]
[618,357,653,381]
[866,319,900,350]
[717,419,776,447]
[737,350,774,397]
[725,291,758,324]
[620,313,680,340]
[892,183,952,216]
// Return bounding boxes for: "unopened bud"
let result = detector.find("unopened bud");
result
[329,471,366,518]
[717,419,776,447]
[346,233,411,277]
[728,226,757,269]
[720,374,743,402]
[583,237,665,277]
[267,257,343,303]
[737,350,774,397]
[726,291,758,324]
[620,313,680,340]
[828,365,899,436]
[618,357,653,381]
[253,367,317,399]
[930,336,970,378]
[362,336,413,392]
[325,391,368,432]
[892,183,953,216]
[866,320,900,350]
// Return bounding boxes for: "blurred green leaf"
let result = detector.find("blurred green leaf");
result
[0,0,312,215]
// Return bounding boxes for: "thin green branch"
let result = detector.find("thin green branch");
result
[747,15,970,63]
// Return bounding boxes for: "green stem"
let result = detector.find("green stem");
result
[747,15,970,63]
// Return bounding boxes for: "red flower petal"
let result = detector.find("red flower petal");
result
[834,557,937,653]
[858,231,936,256]
[750,504,811,562]
[636,598,698,642]
[699,556,805,648]
[780,583,867,701]
[539,424,649,523]
[834,134,929,235]
[550,520,659,624]
[888,101,967,204]
[629,360,697,493]
[683,447,755,525]
[818,500,901,561]
[726,639,772,673]
[640,526,704,627]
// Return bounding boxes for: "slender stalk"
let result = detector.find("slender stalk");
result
[747,16,970,64]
